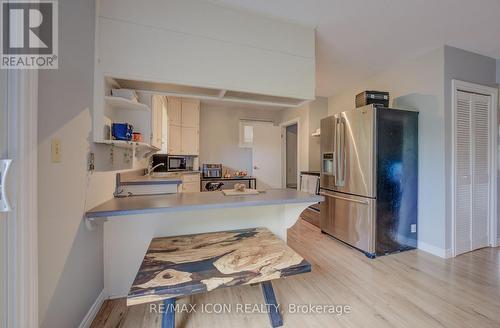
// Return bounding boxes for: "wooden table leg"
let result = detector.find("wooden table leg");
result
[162,298,176,328]
[261,281,283,328]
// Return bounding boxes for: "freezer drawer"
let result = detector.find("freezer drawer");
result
[320,189,376,254]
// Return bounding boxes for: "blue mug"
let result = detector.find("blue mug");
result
[112,123,133,141]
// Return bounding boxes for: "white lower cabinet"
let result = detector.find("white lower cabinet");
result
[166,97,200,156]
[181,182,200,193]
[180,173,200,193]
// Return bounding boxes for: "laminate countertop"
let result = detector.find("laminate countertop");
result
[85,189,323,219]
[117,171,201,186]
[119,175,183,186]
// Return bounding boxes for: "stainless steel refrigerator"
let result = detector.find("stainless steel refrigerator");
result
[320,105,418,257]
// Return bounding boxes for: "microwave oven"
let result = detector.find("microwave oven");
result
[151,154,189,172]
[167,156,188,171]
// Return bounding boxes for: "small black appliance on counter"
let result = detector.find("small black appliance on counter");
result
[355,91,390,108]
[202,164,222,178]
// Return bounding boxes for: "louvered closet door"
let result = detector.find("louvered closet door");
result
[455,91,473,255]
[471,94,490,250]
[454,91,491,255]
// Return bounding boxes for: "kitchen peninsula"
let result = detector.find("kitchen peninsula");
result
[85,189,322,298]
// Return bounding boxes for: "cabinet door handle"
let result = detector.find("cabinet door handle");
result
[0,159,12,212]
[319,191,369,205]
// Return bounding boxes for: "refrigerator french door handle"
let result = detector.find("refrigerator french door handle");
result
[341,119,346,183]
[334,117,339,185]
[319,191,369,205]
[336,118,346,187]
[0,159,12,212]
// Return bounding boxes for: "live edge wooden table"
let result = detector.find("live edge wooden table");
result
[127,227,311,328]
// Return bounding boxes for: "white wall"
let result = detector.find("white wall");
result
[496,58,500,242]
[199,103,281,174]
[328,47,446,253]
[308,97,328,171]
[497,54,500,231]
[497,59,500,83]
[37,0,146,326]
[38,1,103,326]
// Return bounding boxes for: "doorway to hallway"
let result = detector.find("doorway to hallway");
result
[285,124,298,189]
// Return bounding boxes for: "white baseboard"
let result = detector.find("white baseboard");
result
[418,241,452,258]
[79,290,106,328]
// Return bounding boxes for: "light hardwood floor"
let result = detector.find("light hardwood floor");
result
[91,219,500,328]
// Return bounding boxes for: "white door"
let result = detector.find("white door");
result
[470,93,490,250]
[0,69,7,328]
[454,90,491,255]
[252,123,282,189]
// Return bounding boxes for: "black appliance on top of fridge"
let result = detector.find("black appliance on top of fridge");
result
[320,104,418,258]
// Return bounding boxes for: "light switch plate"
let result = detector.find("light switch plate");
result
[51,138,62,163]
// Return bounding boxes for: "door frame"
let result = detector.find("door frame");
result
[2,70,39,328]
[250,120,282,189]
[451,79,498,257]
[280,118,301,190]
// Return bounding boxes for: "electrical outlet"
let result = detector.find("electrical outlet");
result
[88,152,95,171]
[51,138,62,163]
[410,224,417,233]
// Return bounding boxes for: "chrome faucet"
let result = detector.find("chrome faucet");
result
[148,163,165,175]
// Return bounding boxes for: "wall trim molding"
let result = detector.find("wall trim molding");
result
[79,290,106,328]
[418,241,451,258]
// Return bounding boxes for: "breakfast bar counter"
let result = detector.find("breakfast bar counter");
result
[85,189,322,298]
[86,189,322,219]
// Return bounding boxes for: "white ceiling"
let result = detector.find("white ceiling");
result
[207,0,500,97]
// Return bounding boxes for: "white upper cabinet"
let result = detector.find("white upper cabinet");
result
[181,127,199,156]
[181,99,200,128]
[168,124,182,155]
[165,97,200,155]
[151,95,164,149]
[167,97,182,126]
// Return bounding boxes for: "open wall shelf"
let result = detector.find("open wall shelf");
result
[104,96,150,112]
[96,139,160,151]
